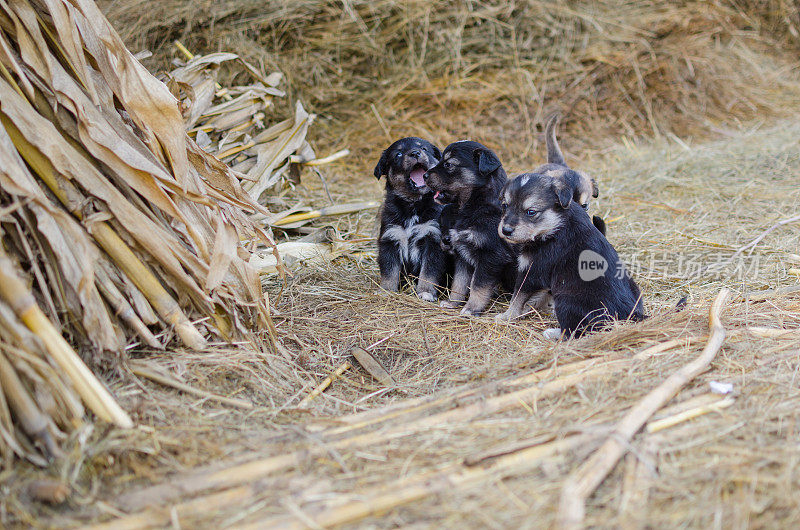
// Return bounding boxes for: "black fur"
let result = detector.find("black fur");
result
[374,137,447,301]
[499,174,645,337]
[423,141,516,316]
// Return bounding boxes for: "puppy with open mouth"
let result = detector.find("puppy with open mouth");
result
[497,171,645,338]
[423,141,516,316]
[374,137,447,302]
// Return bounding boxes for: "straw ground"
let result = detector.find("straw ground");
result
[3,117,795,527]
[2,1,799,527]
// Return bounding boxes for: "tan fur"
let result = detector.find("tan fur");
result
[461,283,494,316]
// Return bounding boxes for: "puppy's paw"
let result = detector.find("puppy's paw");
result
[440,300,463,310]
[417,291,437,303]
[542,328,563,341]
[494,309,517,322]
[460,306,482,317]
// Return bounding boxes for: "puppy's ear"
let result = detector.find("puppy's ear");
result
[474,148,501,176]
[592,215,607,236]
[373,150,389,179]
[591,178,599,198]
[498,180,511,202]
[555,185,573,209]
[432,145,442,161]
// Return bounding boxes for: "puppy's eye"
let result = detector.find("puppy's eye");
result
[526,209,538,217]
[443,161,453,171]
[500,202,508,212]
[395,152,403,158]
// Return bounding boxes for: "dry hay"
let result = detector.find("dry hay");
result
[99,0,800,164]
[3,116,795,528]
[1,1,800,528]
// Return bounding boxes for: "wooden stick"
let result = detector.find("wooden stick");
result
[747,326,800,338]
[297,362,351,409]
[645,396,735,433]
[130,362,253,409]
[746,284,800,302]
[557,288,730,529]
[289,149,349,166]
[0,252,133,428]
[271,201,380,227]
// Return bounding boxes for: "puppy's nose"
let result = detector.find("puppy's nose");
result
[409,149,421,159]
[501,225,514,236]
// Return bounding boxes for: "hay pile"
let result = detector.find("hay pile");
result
[0,0,300,466]
[100,0,800,163]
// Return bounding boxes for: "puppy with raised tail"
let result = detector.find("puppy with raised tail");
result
[495,114,606,322]
[497,171,645,338]
[374,137,446,302]
[423,141,515,316]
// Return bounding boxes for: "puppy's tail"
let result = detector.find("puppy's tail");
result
[545,113,566,166]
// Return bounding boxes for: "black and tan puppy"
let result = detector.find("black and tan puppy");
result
[423,141,515,316]
[539,114,599,209]
[498,172,645,337]
[374,137,446,302]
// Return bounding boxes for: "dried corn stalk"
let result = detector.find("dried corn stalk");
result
[167,48,318,201]
[0,0,280,465]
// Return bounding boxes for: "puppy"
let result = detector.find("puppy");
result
[498,172,645,337]
[495,115,605,322]
[374,137,446,302]
[423,141,515,316]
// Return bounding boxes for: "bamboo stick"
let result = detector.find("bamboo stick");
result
[0,251,134,428]
[557,288,731,529]
[0,114,206,350]
[129,361,253,409]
